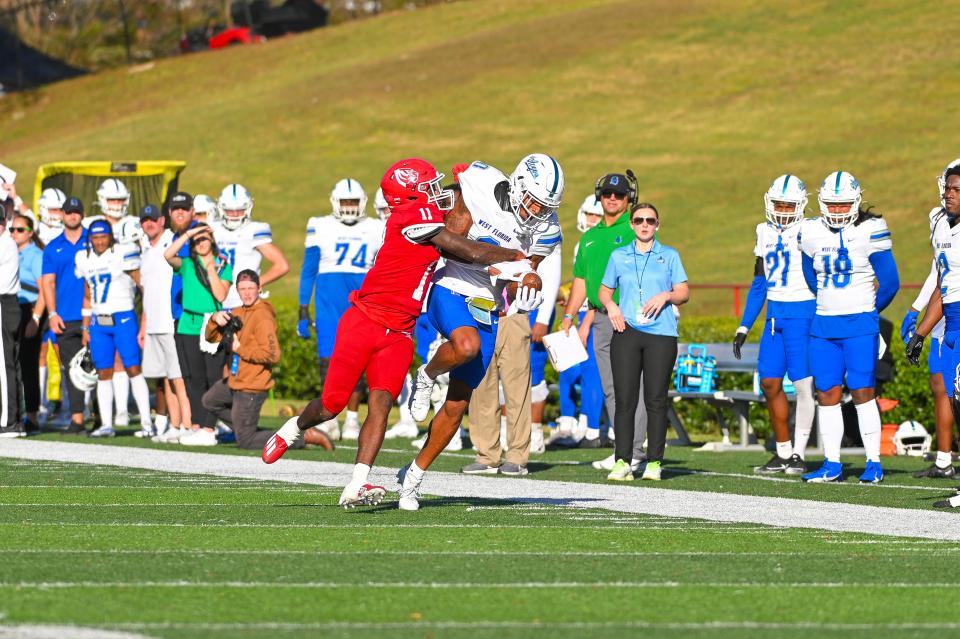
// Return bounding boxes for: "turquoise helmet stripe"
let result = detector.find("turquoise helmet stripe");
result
[781,174,791,195]
[548,156,560,198]
[834,171,843,195]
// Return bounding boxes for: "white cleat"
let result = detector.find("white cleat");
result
[396,464,422,511]
[88,426,115,438]
[530,424,545,455]
[407,365,435,422]
[385,419,419,439]
[315,418,340,442]
[339,481,386,509]
[133,427,155,439]
[591,453,641,472]
[547,416,578,445]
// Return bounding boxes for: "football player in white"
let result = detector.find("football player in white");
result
[35,187,66,245]
[192,194,218,224]
[373,187,390,220]
[75,220,154,438]
[799,171,899,484]
[298,178,385,440]
[213,183,290,309]
[397,153,562,510]
[905,160,960,482]
[733,175,817,475]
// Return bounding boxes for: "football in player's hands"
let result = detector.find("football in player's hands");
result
[507,272,542,302]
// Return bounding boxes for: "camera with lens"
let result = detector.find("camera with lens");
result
[220,315,244,353]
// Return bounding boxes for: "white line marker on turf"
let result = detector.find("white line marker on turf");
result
[2,439,960,540]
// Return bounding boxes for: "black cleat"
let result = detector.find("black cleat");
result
[62,422,86,435]
[754,454,790,475]
[913,464,958,479]
[934,497,960,508]
[578,437,602,449]
[784,454,808,475]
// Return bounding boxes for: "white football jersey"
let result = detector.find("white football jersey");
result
[915,257,945,339]
[214,220,275,308]
[37,220,63,245]
[799,216,893,316]
[74,244,140,315]
[929,209,960,305]
[432,161,562,307]
[753,222,814,303]
[303,215,384,274]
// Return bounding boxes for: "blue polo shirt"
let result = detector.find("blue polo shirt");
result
[41,229,88,322]
[601,239,687,337]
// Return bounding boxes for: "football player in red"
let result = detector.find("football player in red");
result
[262,158,526,508]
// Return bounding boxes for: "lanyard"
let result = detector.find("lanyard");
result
[632,245,653,303]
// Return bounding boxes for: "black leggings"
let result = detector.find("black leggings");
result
[610,326,677,463]
[175,332,226,428]
[17,303,42,415]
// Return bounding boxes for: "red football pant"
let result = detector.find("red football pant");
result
[321,306,414,416]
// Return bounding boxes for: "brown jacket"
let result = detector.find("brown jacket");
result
[205,299,280,393]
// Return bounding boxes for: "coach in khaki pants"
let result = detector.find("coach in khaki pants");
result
[464,311,532,476]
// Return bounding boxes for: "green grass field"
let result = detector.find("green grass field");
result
[2,441,960,639]
[0,0,953,315]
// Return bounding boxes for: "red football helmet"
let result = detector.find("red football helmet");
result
[380,158,454,211]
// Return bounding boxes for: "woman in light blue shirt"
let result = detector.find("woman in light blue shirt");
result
[598,203,689,481]
[14,214,46,432]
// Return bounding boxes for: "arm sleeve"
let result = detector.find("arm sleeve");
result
[869,249,900,312]
[912,259,939,311]
[739,275,768,332]
[802,253,818,294]
[251,223,273,248]
[535,246,562,325]
[866,218,893,255]
[298,245,320,306]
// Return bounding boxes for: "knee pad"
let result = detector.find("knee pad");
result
[531,380,549,404]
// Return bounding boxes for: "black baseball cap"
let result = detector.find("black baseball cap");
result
[63,197,84,215]
[139,203,162,221]
[597,173,631,195]
[169,192,193,210]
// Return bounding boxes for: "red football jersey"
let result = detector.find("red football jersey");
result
[349,201,446,333]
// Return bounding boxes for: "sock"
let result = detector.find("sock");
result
[156,415,168,431]
[792,377,815,459]
[352,463,371,484]
[408,460,426,481]
[96,380,114,429]
[278,416,304,445]
[776,440,793,460]
[346,410,359,424]
[39,367,48,406]
[818,403,843,463]
[855,400,882,463]
[112,371,129,418]
[937,450,952,469]
[129,375,153,430]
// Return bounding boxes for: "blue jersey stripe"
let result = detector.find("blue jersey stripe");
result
[536,235,562,246]
[253,232,272,239]
[870,231,891,240]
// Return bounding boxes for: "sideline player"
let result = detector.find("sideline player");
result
[398,154,563,510]
[800,171,899,484]
[262,159,527,508]
[213,183,290,309]
[733,175,817,475]
[297,179,384,440]
[75,220,154,438]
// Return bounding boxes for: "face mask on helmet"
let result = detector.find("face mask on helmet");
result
[818,171,861,229]
[38,188,67,228]
[508,153,564,231]
[69,347,98,392]
[330,178,367,225]
[764,174,807,229]
[193,194,218,221]
[379,159,454,213]
[96,179,130,219]
[373,187,390,220]
[218,184,254,230]
[893,421,932,457]
[576,194,603,233]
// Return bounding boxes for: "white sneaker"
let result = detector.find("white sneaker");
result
[88,425,115,438]
[133,427,155,438]
[315,418,340,441]
[384,418,419,439]
[115,413,130,428]
[342,417,360,441]
[407,365,435,422]
[396,464,422,511]
[530,424,545,455]
[152,427,184,444]
[180,428,218,447]
[592,454,642,472]
[547,416,577,445]
[338,481,386,509]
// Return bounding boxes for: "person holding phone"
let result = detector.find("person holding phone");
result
[598,203,689,481]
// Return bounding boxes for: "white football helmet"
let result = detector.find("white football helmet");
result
[374,187,390,220]
[330,178,367,225]
[893,420,932,457]
[37,187,67,228]
[68,347,98,392]
[509,153,564,231]
[96,178,130,219]
[764,174,807,229]
[576,194,603,233]
[218,183,254,231]
[193,194,218,222]
[938,159,960,209]
[818,170,861,229]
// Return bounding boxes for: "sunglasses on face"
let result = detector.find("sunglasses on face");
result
[601,191,627,200]
[9,227,30,233]
[631,217,658,226]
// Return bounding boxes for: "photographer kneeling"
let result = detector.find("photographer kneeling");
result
[203,269,332,452]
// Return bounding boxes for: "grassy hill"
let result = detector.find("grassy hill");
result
[1,0,952,315]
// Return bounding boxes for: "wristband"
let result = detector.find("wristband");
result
[563,313,574,320]
[31,314,40,323]
[81,308,93,317]
[82,326,89,333]
[48,310,58,317]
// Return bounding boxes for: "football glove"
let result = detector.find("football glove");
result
[733,326,748,360]
[900,309,919,344]
[513,286,543,313]
[297,306,311,340]
[905,332,925,367]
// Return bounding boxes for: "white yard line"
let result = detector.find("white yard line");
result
[1,440,958,540]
